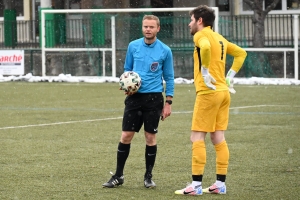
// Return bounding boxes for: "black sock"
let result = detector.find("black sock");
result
[115,142,130,177]
[216,174,226,182]
[192,175,203,182]
[145,145,157,175]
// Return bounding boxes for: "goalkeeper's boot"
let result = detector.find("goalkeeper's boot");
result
[203,183,226,194]
[175,183,202,195]
[102,172,124,188]
[144,173,156,188]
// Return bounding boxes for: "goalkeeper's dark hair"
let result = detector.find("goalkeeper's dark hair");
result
[143,15,160,27]
[189,5,215,28]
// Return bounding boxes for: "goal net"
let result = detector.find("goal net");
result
[40,7,219,78]
[41,8,298,79]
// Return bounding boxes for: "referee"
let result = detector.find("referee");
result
[102,14,174,189]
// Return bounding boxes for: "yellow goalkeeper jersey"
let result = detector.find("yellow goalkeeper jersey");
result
[193,27,247,94]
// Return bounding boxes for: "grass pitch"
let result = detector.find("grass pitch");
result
[0,82,299,200]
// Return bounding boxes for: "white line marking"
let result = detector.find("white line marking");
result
[0,105,298,130]
[172,105,294,114]
[0,117,123,130]
[173,104,298,114]
[231,105,296,109]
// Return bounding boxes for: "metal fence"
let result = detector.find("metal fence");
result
[219,15,296,47]
[0,14,299,50]
[1,14,299,78]
[0,20,40,49]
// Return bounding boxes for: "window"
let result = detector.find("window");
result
[243,0,282,11]
[287,0,300,9]
[240,0,300,14]
[265,0,282,10]
[0,0,24,17]
[0,0,3,17]
[242,1,251,11]
[15,1,24,17]
[70,0,81,9]
[216,0,230,12]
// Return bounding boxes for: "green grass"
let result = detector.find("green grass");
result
[0,82,299,200]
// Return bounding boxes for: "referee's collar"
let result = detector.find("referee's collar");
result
[143,38,157,47]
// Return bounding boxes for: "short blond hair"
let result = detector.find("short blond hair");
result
[142,15,160,27]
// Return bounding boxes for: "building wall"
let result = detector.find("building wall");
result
[173,0,211,7]
[75,0,214,9]
[23,0,30,20]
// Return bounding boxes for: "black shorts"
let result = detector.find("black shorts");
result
[122,93,164,134]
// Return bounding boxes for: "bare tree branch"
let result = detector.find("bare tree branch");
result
[264,0,281,13]
[242,0,280,48]
[244,0,255,9]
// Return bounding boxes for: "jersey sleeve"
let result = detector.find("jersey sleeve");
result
[124,43,134,72]
[198,36,211,68]
[163,49,175,97]
[226,42,247,73]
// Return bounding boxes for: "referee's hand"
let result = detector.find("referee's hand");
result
[124,91,135,96]
[119,87,135,96]
[161,104,171,121]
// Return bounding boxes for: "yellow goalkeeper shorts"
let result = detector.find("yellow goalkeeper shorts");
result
[191,91,230,132]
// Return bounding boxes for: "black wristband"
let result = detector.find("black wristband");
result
[165,100,172,105]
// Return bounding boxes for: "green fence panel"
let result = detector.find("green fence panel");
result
[55,14,66,45]
[91,13,105,45]
[39,8,55,47]
[4,9,17,47]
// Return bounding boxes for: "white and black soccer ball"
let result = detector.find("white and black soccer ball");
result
[119,71,141,93]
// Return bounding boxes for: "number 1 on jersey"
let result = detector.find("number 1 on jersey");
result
[219,41,224,60]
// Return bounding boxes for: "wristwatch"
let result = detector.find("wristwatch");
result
[165,100,172,105]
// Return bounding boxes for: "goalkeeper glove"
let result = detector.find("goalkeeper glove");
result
[201,66,216,90]
[226,69,237,94]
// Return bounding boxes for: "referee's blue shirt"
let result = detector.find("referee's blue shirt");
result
[124,38,174,97]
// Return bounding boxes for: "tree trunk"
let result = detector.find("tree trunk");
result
[243,0,280,77]
[244,0,281,48]
[252,12,265,48]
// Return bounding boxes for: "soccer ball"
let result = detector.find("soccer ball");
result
[119,71,141,93]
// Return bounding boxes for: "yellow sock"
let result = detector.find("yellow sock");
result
[215,140,229,175]
[192,140,206,175]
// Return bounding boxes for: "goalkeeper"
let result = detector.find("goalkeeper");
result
[175,5,247,196]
